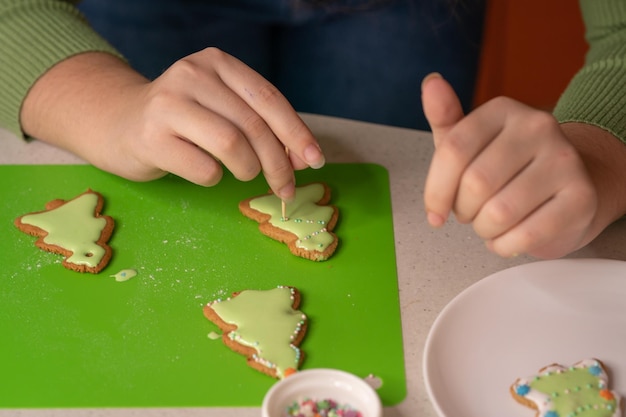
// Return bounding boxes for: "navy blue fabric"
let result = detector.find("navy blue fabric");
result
[78,0,485,130]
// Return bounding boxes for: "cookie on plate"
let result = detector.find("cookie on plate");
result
[511,358,620,417]
[239,182,339,261]
[14,189,114,274]
[203,286,307,379]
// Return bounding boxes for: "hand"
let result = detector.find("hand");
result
[421,73,599,259]
[21,49,325,201]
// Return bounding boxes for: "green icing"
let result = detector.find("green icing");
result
[530,367,617,417]
[249,183,334,251]
[210,287,305,378]
[20,193,108,268]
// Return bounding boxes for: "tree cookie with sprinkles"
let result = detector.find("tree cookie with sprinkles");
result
[203,286,307,379]
[239,182,339,261]
[14,189,114,274]
[511,358,621,417]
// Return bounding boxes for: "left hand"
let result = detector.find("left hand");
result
[421,73,598,258]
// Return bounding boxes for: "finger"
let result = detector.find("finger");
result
[422,73,471,227]
[236,111,297,200]
[144,133,224,187]
[461,108,580,232]
[451,100,540,223]
[288,150,309,171]
[421,72,464,147]
[485,183,596,259]
[178,103,265,182]
[478,137,595,254]
[468,115,571,237]
[143,96,261,185]
[471,156,558,240]
[207,48,325,170]
[181,65,297,200]
[423,98,505,228]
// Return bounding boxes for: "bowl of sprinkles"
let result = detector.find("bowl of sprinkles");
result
[261,368,382,417]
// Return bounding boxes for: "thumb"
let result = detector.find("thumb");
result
[421,73,465,147]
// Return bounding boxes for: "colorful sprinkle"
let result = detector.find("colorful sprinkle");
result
[600,389,615,401]
[516,384,531,396]
[286,397,362,417]
[588,365,602,376]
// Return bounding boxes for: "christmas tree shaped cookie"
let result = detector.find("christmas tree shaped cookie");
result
[15,189,114,274]
[239,182,339,261]
[511,358,621,417]
[203,286,307,379]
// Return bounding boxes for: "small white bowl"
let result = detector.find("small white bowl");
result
[261,368,382,417]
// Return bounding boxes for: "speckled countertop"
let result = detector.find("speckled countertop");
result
[1,113,625,417]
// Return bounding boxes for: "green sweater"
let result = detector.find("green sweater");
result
[0,0,625,143]
[553,0,626,142]
[0,0,120,136]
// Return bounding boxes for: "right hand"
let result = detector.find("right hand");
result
[22,48,325,201]
[106,47,326,201]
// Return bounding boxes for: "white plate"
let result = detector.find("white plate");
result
[423,258,626,417]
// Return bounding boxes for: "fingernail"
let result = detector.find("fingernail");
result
[304,144,325,169]
[421,72,443,90]
[427,211,445,228]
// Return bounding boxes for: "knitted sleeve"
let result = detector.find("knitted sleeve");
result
[0,0,123,138]
[553,0,626,143]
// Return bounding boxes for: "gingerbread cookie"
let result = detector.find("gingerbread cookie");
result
[203,286,307,379]
[239,182,339,261]
[14,189,114,274]
[511,358,621,417]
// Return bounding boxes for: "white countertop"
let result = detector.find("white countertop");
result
[2,113,625,417]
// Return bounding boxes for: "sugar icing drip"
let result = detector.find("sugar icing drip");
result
[110,269,137,282]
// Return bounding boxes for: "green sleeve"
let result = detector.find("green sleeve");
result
[553,0,626,143]
[0,0,123,138]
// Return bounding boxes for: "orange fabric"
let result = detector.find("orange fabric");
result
[473,0,587,110]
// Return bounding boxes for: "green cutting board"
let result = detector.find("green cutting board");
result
[0,163,405,408]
